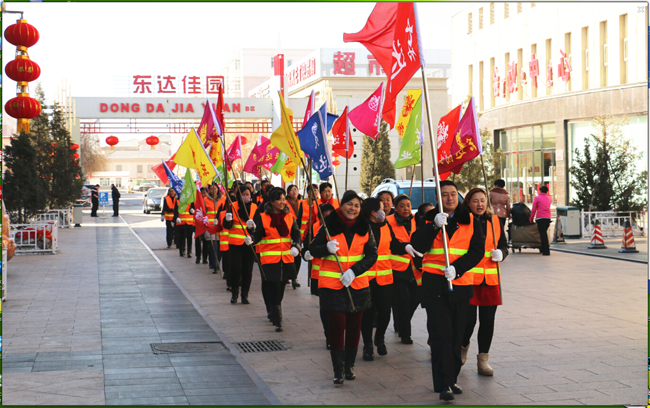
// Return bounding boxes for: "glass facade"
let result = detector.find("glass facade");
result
[500,123,557,205]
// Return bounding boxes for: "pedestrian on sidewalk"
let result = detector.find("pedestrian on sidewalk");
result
[460,188,508,377]
[175,202,195,258]
[194,187,211,265]
[410,180,485,401]
[162,188,178,249]
[90,185,99,217]
[489,179,510,229]
[111,184,121,217]
[286,184,306,289]
[247,187,302,332]
[215,187,231,283]
[204,183,220,273]
[529,185,552,256]
[308,190,377,385]
[360,197,421,361]
[221,184,257,304]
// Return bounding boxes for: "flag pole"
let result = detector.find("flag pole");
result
[420,68,453,291]
[345,105,350,192]
[332,173,341,199]
[480,154,503,304]
[420,153,425,205]
[408,165,416,198]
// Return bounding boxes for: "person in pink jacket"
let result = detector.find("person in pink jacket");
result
[529,185,552,255]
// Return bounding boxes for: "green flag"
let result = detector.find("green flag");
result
[179,168,196,210]
[394,94,422,169]
[270,152,288,174]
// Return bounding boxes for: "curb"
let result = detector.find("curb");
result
[550,246,648,264]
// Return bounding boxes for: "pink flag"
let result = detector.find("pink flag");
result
[438,97,482,174]
[434,105,462,181]
[348,82,384,139]
[194,190,217,238]
[243,136,278,177]
[198,100,218,148]
[302,89,315,128]
[226,135,243,170]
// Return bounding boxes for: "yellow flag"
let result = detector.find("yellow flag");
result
[280,157,298,183]
[209,137,223,168]
[270,92,304,166]
[173,128,217,186]
[395,89,423,138]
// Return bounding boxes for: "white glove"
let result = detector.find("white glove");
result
[213,218,218,225]
[340,269,356,287]
[443,265,456,281]
[290,247,299,257]
[491,249,503,262]
[405,244,423,258]
[160,215,164,222]
[326,239,340,254]
[246,219,256,229]
[303,250,314,261]
[225,213,233,221]
[176,218,181,224]
[190,208,195,214]
[244,235,253,246]
[434,213,449,228]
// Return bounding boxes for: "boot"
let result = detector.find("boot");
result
[461,341,470,365]
[274,305,283,332]
[374,335,387,356]
[265,303,273,322]
[241,292,250,304]
[477,353,493,376]
[292,279,301,289]
[344,349,357,380]
[362,343,374,361]
[230,288,239,304]
[330,350,344,385]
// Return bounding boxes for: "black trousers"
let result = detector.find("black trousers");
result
[91,200,98,216]
[205,240,218,269]
[194,236,209,262]
[393,279,420,339]
[176,225,193,255]
[165,221,175,247]
[292,256,302,282]
[261,280,287,308]
[112,200,119,216]
[463,305,498,353]
[221,249,231,285]
[536,219,551,255]
[425,297,470,392]
[229,244,254,298]
[361,279,393,347]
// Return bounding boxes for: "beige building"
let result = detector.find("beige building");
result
[452,2,648,207]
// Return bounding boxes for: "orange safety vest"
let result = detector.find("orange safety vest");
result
[178,204,194,226]
[387,215,422,285]
[422,213,475,286]
[222,202,257,246]
[313,198,339,220]
[215,197,229,250]
[164,196,177,221]
[288,200,310,238]
[318,232,370,291]
[204,198,217,226]
[257,212,294,265]
[471,214,501,286]
[310,257,321,279]
[368,223,393,286]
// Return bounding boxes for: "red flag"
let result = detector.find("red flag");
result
[438,97,482,174]
[152,153,176,184]
[435,105,462,181]
[198,100,218,148]
[194,190,216,238]
[243,136,278,177]
[348,83,384,139]
[344,2,425,129]
[226,135,243,170]
[302,89,315,128]
[331,106,354,158]
[215,88,225,137]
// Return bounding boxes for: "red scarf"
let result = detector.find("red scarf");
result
[336,207,357,228]
[270,212,289,237]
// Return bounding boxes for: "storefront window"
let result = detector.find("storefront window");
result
[542,123,556,149]
[518,126,533,151]
[533,124,543,149]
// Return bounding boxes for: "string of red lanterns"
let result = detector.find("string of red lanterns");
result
[4,19,42,134]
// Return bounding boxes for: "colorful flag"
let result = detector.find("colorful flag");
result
[438,97,482,174]
[435,104,462,181]
[214,90,225,137]
[194,190,217,237]
[269,152,297,183]
[244,136,272,176]
[270,92,304,166]
[395,89,422,138]
[331,106,354,159]
[162,159,184,196]
[152,154,177,185]
[348,82,384,139]
[296,103,333,179]
[178,168,196,211]
[226,135,243,170]
[344,2,425,128]
[302,89,315,128]
[173,128,218,186]
[394,93,422,169]
[197,99,220,147]
[209,135,224,168]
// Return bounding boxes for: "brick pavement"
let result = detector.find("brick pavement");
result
[3,207,647,405]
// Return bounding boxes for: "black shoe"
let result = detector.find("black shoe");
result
[292,280,301,289]
[439,387,455,401]
[226,286,232,292]
[167,245,171,249]
[401,336,413,345]
[195,258,200,264]
[179,252,185,257]
[375,338,387,356]
[187,252,192,258]
[451,384,462,395]
[241,297,250,305]
[344,349,357,380]
[212,270,218,274]
[362,346,374,361]
[331,350,345,385]
[275,324,283,332]
[203,259,208,264]
[230,297,237,304]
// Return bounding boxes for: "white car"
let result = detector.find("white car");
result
[371,178,464,212]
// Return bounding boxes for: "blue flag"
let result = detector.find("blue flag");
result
[297,103,334,179]
[163,160,184,196]
[326,112,338,133]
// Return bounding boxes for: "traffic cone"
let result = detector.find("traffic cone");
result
[588,219,607,249]
[553,215,565,243]
[618,219,639,253]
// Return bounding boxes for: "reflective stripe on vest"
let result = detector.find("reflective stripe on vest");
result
[178,204,194,225]
[421,214,475,286]
[318,232,369,290]
[258,213,294,265]
[310,258,321,279]
[387,215,416,271]
[164,196,177,220]
[226,202,257,246]
[473,215,501,286]
[370,223,394,285]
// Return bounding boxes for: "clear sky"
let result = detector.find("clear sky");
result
[2,2,467,105]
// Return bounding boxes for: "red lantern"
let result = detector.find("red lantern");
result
[72,153,80,160]
[4,19,39,49]
[51,142,58,149]
[5,95,41,133]
[332,158,341,167]
[5,57,40,83]
[146,135,159,150]
[240,136,248,145]
[71,143,79,150]
[106,135,119,150]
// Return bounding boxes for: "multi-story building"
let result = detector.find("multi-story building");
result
[452,2,647,206]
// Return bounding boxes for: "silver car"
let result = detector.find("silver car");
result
[142,188,168,214]
[371,178,463,212]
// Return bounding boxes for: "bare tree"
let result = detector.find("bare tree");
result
[80,133,108,177]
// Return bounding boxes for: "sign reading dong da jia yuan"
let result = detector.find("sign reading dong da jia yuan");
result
[131,75,224,95]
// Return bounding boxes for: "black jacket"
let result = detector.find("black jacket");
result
[310,212,377,313]
[411,203,485,302]
[111,186,121,201]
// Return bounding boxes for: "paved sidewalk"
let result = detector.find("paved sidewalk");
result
[551,237,647,264]
[4,207,647,405]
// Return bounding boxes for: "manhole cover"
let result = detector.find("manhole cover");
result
[150,342,227,354]
[236,340,288,353]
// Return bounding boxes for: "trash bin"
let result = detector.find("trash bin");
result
[73,203,83,227]
[556,206,581,237]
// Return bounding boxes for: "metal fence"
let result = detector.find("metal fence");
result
[580,210,646,238]
[35,209,72,228]
[10,220,58,255]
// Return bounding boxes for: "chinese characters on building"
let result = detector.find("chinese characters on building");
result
[132,75,224,95]
[492,50,571,99]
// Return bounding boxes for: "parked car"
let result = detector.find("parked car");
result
[133,182,156,192]
[371,178,464,213]
[142,187,168,214]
